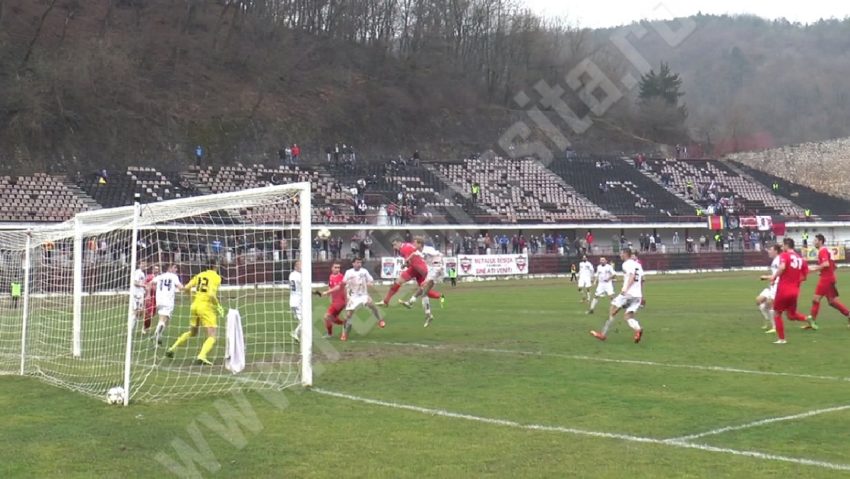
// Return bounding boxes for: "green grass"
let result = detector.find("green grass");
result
[3,270,850,478]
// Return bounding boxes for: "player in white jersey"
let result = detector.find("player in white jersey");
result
[587,257,616,314]
[577,256,594,303]
[149,264,184,346]
[401,239,446,327]
[341,257,385,341]
[591,248,644,343]
[757,244,781,332]
[289,260,304,342]
[131,261,148,330]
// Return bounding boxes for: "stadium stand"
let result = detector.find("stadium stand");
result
[193,164,354,224]
[727,161,850,218]
[78,167,196,208]
[549,157,696,221]
[0,174,89,222]
[643,158,805,217]
[430,157,611,223]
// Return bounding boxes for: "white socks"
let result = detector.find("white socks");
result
[758,302,772,321]
[422,297,432,316]
[589,298,599,311]
[601,317,616,335]
[627,318,641,331]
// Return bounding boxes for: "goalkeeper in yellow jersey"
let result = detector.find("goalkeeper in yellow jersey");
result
[165,259,223,365]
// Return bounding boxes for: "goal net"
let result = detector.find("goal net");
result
[4,183,312,404]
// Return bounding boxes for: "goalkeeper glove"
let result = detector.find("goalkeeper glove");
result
[314,290,323,297]
[216,304,225,317]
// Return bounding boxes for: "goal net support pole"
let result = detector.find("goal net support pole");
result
[299,187,313,387]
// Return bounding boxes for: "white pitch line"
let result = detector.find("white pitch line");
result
[313,388,850,472]
[670,404,850,442]
[368,341,850,383]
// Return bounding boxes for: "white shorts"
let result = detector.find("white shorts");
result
[595,282,615,297]
[612,294,642,313]
[346,294,372,311]
[427,265,445,282]
[759,287,776,301]
[578,276,593,288]
[157,304,175,317]
[132,295,145,311]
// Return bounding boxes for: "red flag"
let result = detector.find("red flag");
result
[707,216,725,230]
[772,222,786,236]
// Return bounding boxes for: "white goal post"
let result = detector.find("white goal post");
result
[0,182,313,404]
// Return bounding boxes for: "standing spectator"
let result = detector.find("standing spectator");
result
[362,233,373,260]
[194,145,204,167]
[471,182,480,204]
[672,232,680,245]
[325,146,332,163]
[279,146,287,167]
[484,233,493,254]
[477,234,486,254]
[585,230,594,253]
[714,232,723,251]
[518,235,527,254]
[284,145,292,165]
[686,235,694,253]
[649,233,656,252]
[350,235,360,259]
[291,144,301,163]
[412,150,420,166]
[511,235,519,254]
[499,234,509,254]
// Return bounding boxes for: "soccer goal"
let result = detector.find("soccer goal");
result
[0,183,313,404]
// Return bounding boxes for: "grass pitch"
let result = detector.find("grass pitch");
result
[3,270,850,478]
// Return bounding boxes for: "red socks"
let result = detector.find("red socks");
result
[324,317,345,335]
[788,310,807,322]
[384,283,401,304]
[774,314,785,340]
[810,301,821,320]
[427,289,442,300]
[830,300,850,317]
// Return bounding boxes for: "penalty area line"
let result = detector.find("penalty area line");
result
[313,388,850,472]
[669,403,850,442]
[368,341,850,383]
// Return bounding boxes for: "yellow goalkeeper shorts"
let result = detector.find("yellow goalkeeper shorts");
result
[190,303,218,328]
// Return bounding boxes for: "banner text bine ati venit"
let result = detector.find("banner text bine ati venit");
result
[380,254,529,278]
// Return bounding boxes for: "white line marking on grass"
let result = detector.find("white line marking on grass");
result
[669,404,850,442]
[369,341,850,383]
[313,388,850,472]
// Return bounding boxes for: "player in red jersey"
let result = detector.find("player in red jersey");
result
[378,237,441,306]
[770,238,809,344]
[317,263,347,339]
[805,234,850,330]
[142,265,160,334]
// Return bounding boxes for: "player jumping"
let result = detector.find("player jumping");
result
[166,259,223,365]
[341,257,385,342]
[577,256,594,302]
[757,245,780,332]
[590,248,644,343]
[770,239,809,344]
[317,263,347,339]
[378,237,442,306]
[805,234,850,330]
[149,264,184,346]
[401,238,445,327]
[587,257,615,314]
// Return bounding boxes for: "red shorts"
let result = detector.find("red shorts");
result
[815,279,839,299]
[326,302,345,319]
[400,260,428,286]
[773,291,800,313]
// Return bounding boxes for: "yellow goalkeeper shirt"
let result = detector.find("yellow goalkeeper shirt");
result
[187,269,222,306]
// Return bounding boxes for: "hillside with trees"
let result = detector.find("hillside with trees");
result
[1,1,849,172]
